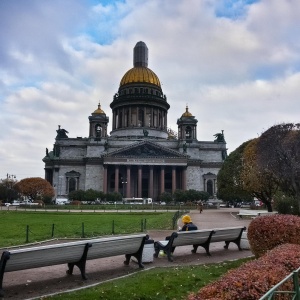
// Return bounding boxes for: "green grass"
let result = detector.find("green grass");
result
[0,211,175,247]
[45,258,252,300]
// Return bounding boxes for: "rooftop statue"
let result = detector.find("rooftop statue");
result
[56,125,69,139]
[143,129,149,137]
[214,130,225,143]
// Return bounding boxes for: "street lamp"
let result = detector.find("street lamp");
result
[121,179,127,198]
[6,174,16,202]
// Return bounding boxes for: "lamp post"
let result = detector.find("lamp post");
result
[6,174,16,202]
[121,179,127,198]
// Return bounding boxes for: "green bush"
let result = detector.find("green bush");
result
[275,196,299,215]
[248,214,300,258]
[188,243,300,300]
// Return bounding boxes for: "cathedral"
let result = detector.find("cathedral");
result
[43,41,227,201]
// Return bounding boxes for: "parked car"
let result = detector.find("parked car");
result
[11,200,20,206]
[55,198,70,205]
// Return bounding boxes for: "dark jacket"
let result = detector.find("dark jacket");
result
[180,222,198,231]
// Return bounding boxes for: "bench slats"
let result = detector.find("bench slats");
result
[0,233,147,298]
[154,226,246,262]
[87,236,145,259]
[6,243,89,272]
[173,231,213,247]
[210,227,244,243]
[154,230,215,262]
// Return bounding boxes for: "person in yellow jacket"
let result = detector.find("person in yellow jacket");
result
[178,215,198,231]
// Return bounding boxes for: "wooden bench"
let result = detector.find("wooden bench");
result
[237,210,277,219]
[0,233,147,297]
[209,227,246,250]
[154,226,246,262]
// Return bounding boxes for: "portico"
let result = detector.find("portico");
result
[102,141,188,199]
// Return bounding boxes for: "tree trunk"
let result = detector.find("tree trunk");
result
[266,201,273,212]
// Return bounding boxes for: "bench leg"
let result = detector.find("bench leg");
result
[0,251,10,298]
[167,248,174,262]
[124,254,144,268]
[191,245,198,254]
[224,240,242,251]
[124,236,147,268]
[154,244,160,258]
[66,243,92,280]
[224,228,245,251]
[192,243,211,256]
[154,242,174,262]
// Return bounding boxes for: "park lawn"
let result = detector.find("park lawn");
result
[0,211,174,247]
[46,258,252,300]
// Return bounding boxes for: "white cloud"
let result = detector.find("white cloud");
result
[1,0,300,180]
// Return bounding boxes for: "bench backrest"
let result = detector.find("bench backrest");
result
[172,230,214,247]
[210,227,245,243]
[4,239,90,272]
[257,212,277,216]
[238,210,258,215]
[86,234,146,260]
[4,233,146,272]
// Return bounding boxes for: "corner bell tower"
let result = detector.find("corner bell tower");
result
[88,103,109,140]
[177,106,198,141]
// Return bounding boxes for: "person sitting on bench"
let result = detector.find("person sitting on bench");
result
[178,215,198,231]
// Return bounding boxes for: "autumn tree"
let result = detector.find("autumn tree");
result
[241,138,279,211]
[15,177,55,201]
[0,178,19,202]
[217,141,253,203]
[257,123,300,211]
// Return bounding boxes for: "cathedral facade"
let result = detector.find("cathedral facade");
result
[43,41,227,201]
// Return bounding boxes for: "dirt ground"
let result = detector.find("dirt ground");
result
[1,208,253,300]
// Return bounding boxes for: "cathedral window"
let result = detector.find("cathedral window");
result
[186,126,192,139]
[68,178,77,193]
[207,180,213,196]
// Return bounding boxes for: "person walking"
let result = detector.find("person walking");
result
[199,201,203,213]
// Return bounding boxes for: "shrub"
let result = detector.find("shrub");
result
[71,200,81,206]
[247,214,300,258]
[35,200,44,206]
[159,192,172,203]
[188,243,300,300]
[275,196,299,215]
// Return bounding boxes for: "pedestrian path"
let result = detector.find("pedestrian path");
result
[2,208,253,300]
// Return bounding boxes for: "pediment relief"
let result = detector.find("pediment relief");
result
[65,170,81,177]
[203,172,216,179]
[105,141,186,158]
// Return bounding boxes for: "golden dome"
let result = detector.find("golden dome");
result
[92,103,105,115]
[120,67,161,87]
[182,106,193,117]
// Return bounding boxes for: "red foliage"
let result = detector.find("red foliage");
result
[188,244,300,300]
[248,214,300,257]
[71,200,81,205]
[15,177,55,201]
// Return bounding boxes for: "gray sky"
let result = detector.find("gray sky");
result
[1,0,300,180]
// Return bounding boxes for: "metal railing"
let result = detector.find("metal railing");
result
[260,266,300,299]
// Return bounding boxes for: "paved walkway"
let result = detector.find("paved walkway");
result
[2,208,253,300]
